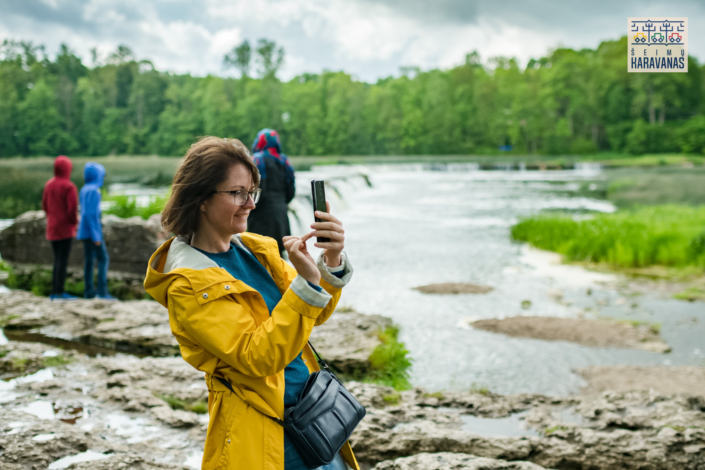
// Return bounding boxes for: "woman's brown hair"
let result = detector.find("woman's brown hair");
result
[161,136,260,236]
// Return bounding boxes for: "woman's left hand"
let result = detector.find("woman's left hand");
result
[311,202,344,267]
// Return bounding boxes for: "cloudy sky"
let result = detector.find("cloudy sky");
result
[1,0,703,82]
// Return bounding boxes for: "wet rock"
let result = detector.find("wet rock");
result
[95,356,207,403]
[353,418,537,464]
[151,405,201,428]
[0,409,108,470]
[413,283,493,295]
[470,316,671,353]
[0,291,178,356]
[66,454,190,469]
[0,341,56,377]
[0,211,167,275]
[1,292,394,371]
[348,384,705,469]
[308,309,393,374]
[372,452,547,470]
[578,365,705,395]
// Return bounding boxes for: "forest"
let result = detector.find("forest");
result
[1,36,704,158]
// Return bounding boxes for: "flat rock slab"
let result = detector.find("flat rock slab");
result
[578,365,705,395]
[0,290,178,356]
[350,383,705,469]
[1,290,390,374]
[373,452,547,470]
[470,316,671,353]
[66,455,190,470]
[414,283,494,294]
[0,341,80,379]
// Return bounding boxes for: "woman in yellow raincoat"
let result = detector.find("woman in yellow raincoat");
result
[144,136,358,470]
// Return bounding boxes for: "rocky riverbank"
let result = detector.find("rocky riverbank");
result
[1,289,704,469]
[2,338,704,469]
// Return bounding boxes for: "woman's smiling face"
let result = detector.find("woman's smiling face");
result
[200,163,256,236]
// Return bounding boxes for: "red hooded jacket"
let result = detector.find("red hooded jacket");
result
[42,156,79,240]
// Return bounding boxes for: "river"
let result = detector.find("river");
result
[293,164,705,396]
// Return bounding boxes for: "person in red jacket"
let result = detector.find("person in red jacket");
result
[42,156,79,301]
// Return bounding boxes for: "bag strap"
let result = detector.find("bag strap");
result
[212,340,332,427]
[307,340,333,374]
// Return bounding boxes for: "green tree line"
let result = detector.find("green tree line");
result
[1,36,705,158]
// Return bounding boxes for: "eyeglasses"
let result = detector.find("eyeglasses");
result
[212,188,261,205]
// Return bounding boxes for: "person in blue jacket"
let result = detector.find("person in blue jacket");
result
[77,162,115,300]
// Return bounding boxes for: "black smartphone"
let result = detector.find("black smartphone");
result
[311,180,330,243]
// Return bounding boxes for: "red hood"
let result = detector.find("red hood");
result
[54,155,72,179]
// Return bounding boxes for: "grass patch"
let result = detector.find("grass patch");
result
[674,287,705,302]
[335,305,355,313]
[616,319,647,328]
[365,326,412,391]
[0,157,178,219]
[0,314,19,327]
[598,155,705,168]
[422,391,445,400]
[470,383,491,396]
[600,167,705,208]
[7,265,149,300]
[103,191,169,220]
[615,319,662,335]
[10,357,29,371]
[544,425,569,435]
[42,355,75,368]
[511,205,705,269]
[156,394,208,414]
[382,392,402,405]
[0,349,8,358]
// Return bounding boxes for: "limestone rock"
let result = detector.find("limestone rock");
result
[373,452,547,470]
[0,291,178,356]
[0,409,107,470]
[66,454,190,470]
[0,210,168,275]
[151,406,200,428]
[309,309,392,374]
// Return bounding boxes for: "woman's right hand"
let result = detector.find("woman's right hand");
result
[283,232,321,285]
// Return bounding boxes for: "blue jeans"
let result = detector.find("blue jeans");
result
[284,433,348,470]
[82,239,109,298]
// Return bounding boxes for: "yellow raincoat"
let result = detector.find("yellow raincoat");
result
[144,232,359,470]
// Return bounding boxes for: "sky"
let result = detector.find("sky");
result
[0,0,703,82]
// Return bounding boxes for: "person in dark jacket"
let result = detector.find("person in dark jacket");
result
[76,162,115,300]
[42,155,79,301]
[247,129,296,254]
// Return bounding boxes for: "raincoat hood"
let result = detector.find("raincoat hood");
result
[84,162,105,188]
[250,128,295,192]
[252,128,283,156]
[54,155,72,179]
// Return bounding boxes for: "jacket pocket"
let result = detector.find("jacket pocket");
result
[202,391,239,470]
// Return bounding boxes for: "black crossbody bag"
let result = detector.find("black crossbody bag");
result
[216,341,366,469]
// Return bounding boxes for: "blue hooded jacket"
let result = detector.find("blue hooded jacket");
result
[77,162,105,242]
